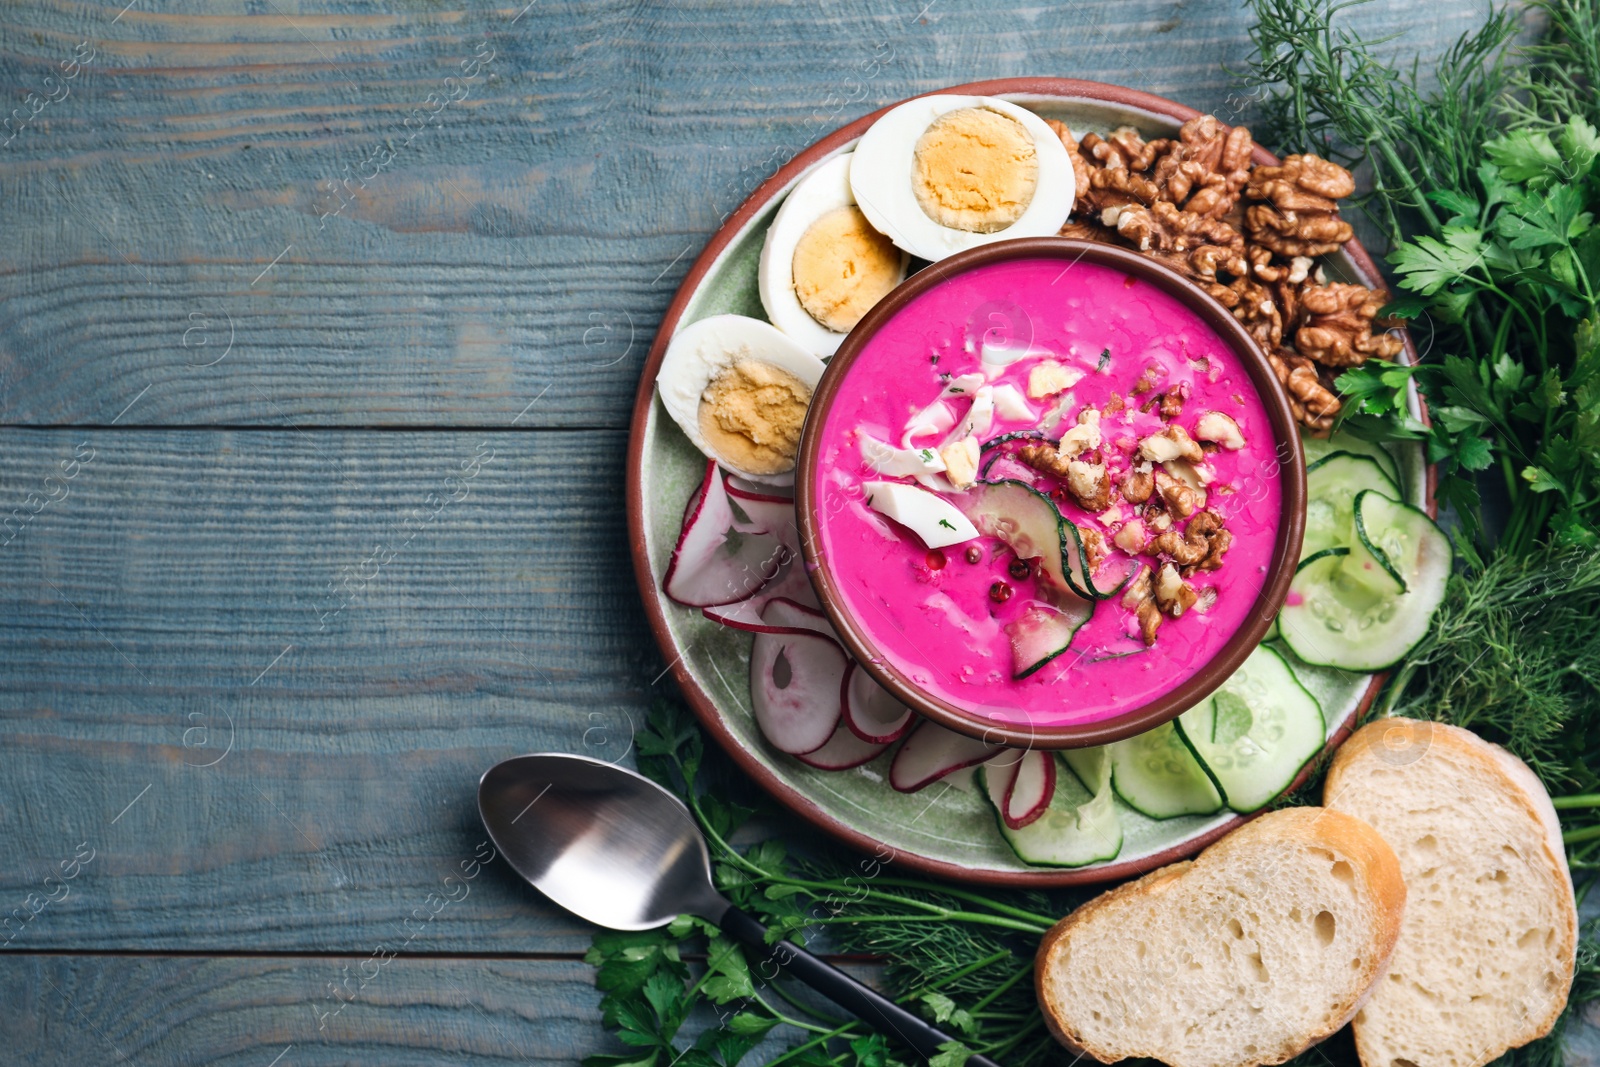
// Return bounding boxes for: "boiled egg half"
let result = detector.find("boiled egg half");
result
[657,314,826,485]
[758,152,909,356]
[850,95,1075,263]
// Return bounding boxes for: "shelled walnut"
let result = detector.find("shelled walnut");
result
[1051,113,1406,431]
[1296,283,1405,366]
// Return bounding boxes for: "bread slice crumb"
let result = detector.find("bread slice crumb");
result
[1324,718,1578,1067]
[1035,807,1405,1067]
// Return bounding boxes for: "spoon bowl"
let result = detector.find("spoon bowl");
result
[478,753,726,930]
[476,752,1003,1067]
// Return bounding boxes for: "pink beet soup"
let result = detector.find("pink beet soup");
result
[810,255,1283,728]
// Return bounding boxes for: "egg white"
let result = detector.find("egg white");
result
[757,152,908,356]
[849,95,1076,263]
[656,314,826,485]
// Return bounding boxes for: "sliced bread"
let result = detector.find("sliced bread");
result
[1035,806,1405,1067]
[1323,717,1578,1067]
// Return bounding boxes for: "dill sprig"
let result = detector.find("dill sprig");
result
[583,698,1070,1067]
[1382,545,1600,789]
[1242,0,1518,244]
[1246,0,1600,557]
[1507,0,1600,131]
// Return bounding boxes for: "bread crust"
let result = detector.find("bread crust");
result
[1324,718,1579,1067]
[1034,862,1192,1055]
[1034,808,1404,1065]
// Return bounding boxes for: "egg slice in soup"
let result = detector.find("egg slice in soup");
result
[850,95,1075,263]
[758,153,908,356]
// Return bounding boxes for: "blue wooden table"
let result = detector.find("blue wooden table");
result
[0,2,1542,1063]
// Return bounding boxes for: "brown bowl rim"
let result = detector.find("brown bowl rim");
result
[625,76,1436,886]
[794,238,1307,748]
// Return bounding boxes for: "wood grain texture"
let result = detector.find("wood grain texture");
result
[4,956,607,1064]
[0,428,663,951]
[1,954,885,1064]
[0,0,1495,426]
[0,1,1532,1060]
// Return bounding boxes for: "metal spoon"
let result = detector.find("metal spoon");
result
[478,753,1003,1066]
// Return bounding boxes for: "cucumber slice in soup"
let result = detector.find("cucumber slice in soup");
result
[1279,494,1451,672]
[957,480,1099,599]
[1108,721,1224,819]
[1004,600,1092,679]
[1344,490,1409,596]
[980,754,1122,868]
[1303,453,1399,559]
[1302,430,1402,492]
[1176,644,1324,813]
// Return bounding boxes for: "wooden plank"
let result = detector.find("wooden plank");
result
[0,428,665,951]
[0,0,1492,427]
[3,956,605,1065]
[0,954,888,1064]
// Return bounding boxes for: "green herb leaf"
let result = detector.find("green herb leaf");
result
[1427,187,1482,223]
[1455,434,1495,472]
[582,1052,660,1067]
[919,992,977,1037]
[1485,128,1565,184]
[1390,227,1490,294]
[1377,293,1432,320]
[725,1013,777,1038]
[927,1041,972,1067]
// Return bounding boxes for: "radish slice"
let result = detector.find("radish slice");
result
[701,562,819,630]
[764,561,820,608]
[982,750,1023,797]
[702,597,774,631]
[761,597,834,637]
[889,719,1005,792]
[703,599,804,633]
[664,460,789,607]
[750,628,847,755]
[682,483,706,526]
[727,493,797,548]
[727,477,793,502]
[793,721,890,770]
[841,665,914,744]
[1002,748,1056,829]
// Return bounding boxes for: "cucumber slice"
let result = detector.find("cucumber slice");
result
[1344,490,1409,596]
[1280,493,1451,672]
[1176,644,1325,813]
[957,480,1100,599]
[1263,612,1281,642]
[1005,600,1092,679]
[1061,745,1109,795]
[1303,430,1402,493]
[1062,748,1113,796]
[1107,721,1224,818]
[977,432,1055,481]
[1297,545,1350,572]
[980,754,1122,868]
[1303,453,1400,559]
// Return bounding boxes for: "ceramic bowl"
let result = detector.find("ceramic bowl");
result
[795,238,1307,748]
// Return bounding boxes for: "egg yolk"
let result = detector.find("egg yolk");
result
[790,206,902,334]
[911,107,1038,233]
[697,358,812,476]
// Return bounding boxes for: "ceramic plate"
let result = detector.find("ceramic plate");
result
[627,78,1433,885]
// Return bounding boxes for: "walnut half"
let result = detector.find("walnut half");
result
[1154,562,1199,617]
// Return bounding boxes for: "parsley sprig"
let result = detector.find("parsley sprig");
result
[1245,0,1600,559]
[582,700,1077,1067]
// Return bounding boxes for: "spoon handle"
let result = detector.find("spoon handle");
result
[719,906,1004,1067]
